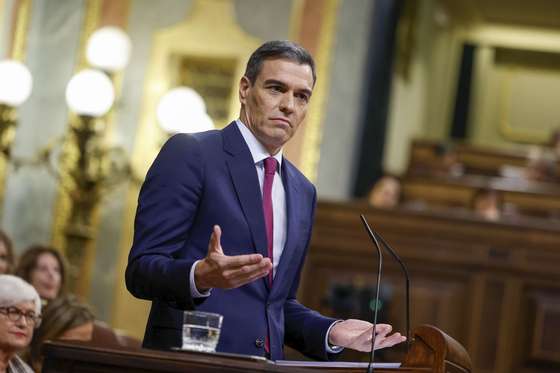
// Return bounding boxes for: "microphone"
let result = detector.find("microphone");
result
[360,214,383,373]
[361,215,412,352]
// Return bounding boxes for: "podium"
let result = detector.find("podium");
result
[42,324,471,373]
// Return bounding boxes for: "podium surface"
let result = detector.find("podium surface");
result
[42,325,470,373]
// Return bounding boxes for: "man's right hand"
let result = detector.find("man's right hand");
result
[194,225,272,291]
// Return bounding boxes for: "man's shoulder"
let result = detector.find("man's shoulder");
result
[283,158,316,193]
[161,129,223,155]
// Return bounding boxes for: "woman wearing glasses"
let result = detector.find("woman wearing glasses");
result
[0,275,41,373]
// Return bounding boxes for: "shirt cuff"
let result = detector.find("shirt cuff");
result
[190,260,212,298]
[325,320,344,354]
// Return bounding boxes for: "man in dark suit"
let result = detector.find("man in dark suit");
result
[126,40,405,360]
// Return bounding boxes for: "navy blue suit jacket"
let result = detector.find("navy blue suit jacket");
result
[126,122,337,360]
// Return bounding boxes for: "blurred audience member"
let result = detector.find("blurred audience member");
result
[524,147,557,182]
[433,144,464,177]
[471,188,502,221]
[550,129,560,158]
[15,246,66,303]
[0,231,14,275]
[0,275,41,373]
[25,295,94,372]
[368,176,401,209]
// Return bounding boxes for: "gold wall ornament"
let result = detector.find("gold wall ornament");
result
[10,0,32,61]
[112,0,261,337]
[0,104,16,211]
[56,114,135,296]
[59,115,105,295]
[0,104,17,158]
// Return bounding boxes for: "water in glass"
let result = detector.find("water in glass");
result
[182,323,221,352]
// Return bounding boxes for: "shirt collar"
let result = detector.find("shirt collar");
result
[236,119,283,171]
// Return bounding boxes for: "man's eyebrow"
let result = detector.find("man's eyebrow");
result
[263,79,312,96]
[263,79,287,87]
[264,79,313,97]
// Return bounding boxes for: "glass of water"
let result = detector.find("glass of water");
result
[182,311,223,352]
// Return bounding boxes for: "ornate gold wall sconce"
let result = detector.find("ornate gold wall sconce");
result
[62,68,118,292]
[57,26,133,294]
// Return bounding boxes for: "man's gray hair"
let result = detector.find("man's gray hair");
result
[0,275,41,315]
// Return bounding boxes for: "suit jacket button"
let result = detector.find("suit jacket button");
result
[255,338,264,348]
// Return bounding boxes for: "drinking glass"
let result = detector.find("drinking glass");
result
[182,311,223,352]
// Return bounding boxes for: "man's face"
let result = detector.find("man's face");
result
[239,58,314,154]
[0,301,35,354]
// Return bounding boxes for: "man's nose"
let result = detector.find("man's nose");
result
[279,93,294,114]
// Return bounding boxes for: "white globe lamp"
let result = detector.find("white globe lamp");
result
[0,60,33,107]
[156,87,213,134]
[86,26,132,72]
[66,69,115,117]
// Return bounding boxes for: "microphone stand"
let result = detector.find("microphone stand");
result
[360,215,383,373]
[370,230,412,351]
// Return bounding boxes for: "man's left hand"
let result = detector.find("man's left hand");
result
[328,319,406,352]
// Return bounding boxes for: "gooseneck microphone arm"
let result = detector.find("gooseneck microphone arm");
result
[370,230,412,352]
[360,214,383,373]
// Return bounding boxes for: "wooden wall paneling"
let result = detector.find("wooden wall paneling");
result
[475,280,505,372]
[465,274,486,368]
[514,284,560,372]
[306,201,560,372]
[494,277,522,373]
[532,295,560,362]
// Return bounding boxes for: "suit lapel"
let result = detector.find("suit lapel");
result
[222,123,269,265]
[271,160,301,295]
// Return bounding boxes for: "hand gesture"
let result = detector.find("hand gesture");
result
[194,225,272,291]
[328,319,406,352]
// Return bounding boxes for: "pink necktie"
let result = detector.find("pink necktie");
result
[262,157,277,285]
[263,157,277,356]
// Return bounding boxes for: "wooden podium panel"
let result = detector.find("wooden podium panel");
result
[42,325,470,373]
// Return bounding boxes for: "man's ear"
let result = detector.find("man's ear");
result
[239,76,251,104]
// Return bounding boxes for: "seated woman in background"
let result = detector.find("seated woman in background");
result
[368,176,401,209]
[15,246,66,303]
[0,231,14,275]
[471,188,502,221]
[0,275,42,373]
[24,295,94,372]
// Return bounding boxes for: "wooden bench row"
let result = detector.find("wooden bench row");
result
[400,174,560,218]
[407,139,560,177]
